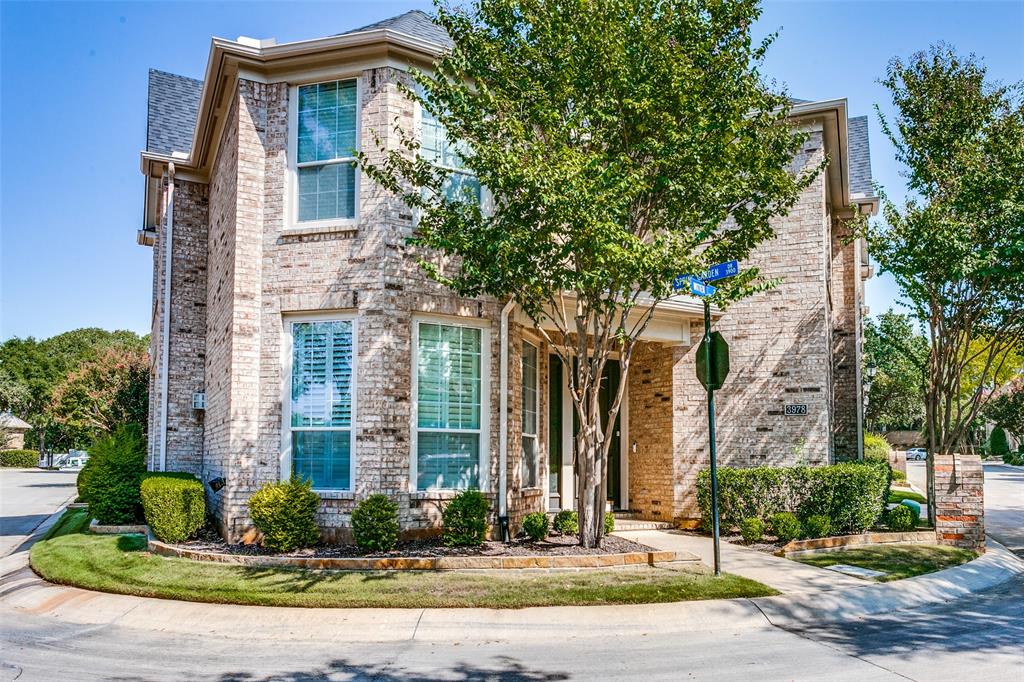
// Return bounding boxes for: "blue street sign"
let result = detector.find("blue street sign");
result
[699,260,739,282]
[672,274,717,297]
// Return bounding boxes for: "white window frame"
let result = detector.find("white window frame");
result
[410,315,492,492]
[286,76,362,232]
[520,340,540,489]
[414,99,493,214]
[280,311,358,494]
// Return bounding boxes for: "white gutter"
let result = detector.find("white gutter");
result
[498,299,516,518]
[157,163,175,472]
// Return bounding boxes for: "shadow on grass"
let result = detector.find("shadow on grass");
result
[212,656,570,682]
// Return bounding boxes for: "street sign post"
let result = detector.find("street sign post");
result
[673,261,740,576]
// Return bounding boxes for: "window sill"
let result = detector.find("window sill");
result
[313,490,355,500]
[410,490,494,501]
[280,223,359,239]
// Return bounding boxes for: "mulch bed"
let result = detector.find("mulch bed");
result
[178,527,654,559]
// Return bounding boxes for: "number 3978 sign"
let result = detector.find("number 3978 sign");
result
[785,404,808,416]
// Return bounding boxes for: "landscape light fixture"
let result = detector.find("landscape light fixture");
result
[208,477,226,492]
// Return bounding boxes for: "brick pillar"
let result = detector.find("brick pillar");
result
[933,453,985,552]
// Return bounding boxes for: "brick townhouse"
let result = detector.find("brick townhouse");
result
[137,10,878,541]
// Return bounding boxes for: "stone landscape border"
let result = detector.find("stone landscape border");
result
[89,519,149,535]
[147,538,700,571]
[781,530,937,556]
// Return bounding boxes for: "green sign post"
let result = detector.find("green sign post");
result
[674,263,736,576]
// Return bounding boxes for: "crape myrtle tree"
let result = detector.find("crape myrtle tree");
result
[869,44,1024,521]
[362,0,821,547]
[863,312,928,431]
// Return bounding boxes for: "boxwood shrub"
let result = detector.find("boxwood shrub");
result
[79,424,148,525]
[886,504,919,532]
[351,494,400,552]
[697,461,888,536]
[802,514,832,540]
[442,490,490,547]
[0,449,38,468]
[769,512,802,543]
[522,512,549,541]
[140,472,205,543]
[739,517,764,544]
[552,509,578,535]
[248,476,321,552]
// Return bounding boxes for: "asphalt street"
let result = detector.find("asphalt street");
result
[0,468,77,557]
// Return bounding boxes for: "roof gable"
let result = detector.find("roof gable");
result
[338,9,452,47]
[147,69,203,156]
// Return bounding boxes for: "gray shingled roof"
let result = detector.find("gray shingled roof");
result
[339,9,452,47]
[848,115,874,198]
[147,69,203,155]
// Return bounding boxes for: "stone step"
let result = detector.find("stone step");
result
[612,519,676,531]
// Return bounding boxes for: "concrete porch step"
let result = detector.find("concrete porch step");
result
[613,519,677,531]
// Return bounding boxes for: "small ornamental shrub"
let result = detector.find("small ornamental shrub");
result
[1004,451,1024,466]
[81,424,148,525]
[769,512,802,544]
[886,504,919,532]
[739,517,765,544]
[802,514,832,539]
[140,472,205,543]
[522,512,549,541]
[989,426,1010,458]
[442,489,490,547]
[892,468,907,482]
[863,433,892,463]
[351,494,400,552]
[604,511,615,534]
[248,476,321,552]
[0,449,39,467]
[552,509,578,535]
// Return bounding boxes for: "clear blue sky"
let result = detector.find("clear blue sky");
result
[2,1,1022,341]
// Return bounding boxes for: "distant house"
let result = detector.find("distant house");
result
[137,10,878,542]
[0,413,32,450]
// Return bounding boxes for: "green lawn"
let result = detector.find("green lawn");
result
[794,545,976,582]
[30,510,776,609]
[888,489,927,505]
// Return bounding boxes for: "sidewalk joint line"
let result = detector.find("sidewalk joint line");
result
[410,609,425,640]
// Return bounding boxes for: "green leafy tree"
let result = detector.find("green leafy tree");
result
[863,312,928,431]
[361,0,821,546]
[869,45,1024,521]
[984,377,1024,444]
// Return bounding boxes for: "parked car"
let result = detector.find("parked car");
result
[906,448,927,461]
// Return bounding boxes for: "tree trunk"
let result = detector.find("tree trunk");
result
[576,426,604,548]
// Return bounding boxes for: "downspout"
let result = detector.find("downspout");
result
[158,162,175,472]
[497,298,516,538]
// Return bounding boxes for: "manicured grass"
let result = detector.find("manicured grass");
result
[794,545,976,582]
[30,510,777,608]
[888,489,927,505]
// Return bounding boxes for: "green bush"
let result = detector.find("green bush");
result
[604,511,615,534]
[802,514,832,539]
[886,504,919,532]
[80,425,148,525]
[769,512,802,544]
[351,494,400,553]
[989,427,1010,457]
[739,517,764,544]
[891,468,907,482]
[140,472,205,543]
[697,462,888,536]
[1004,451,1024,466]
[248,476,321,552]
[442,490,490,547]
[0,449,38,467]
[863,432,891,463]
[522,512,549,541]
[552,509,578,535]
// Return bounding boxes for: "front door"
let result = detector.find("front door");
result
[599,360,622,507]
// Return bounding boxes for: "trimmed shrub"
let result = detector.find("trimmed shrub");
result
[990,427,1010,458]
[522,512,549,541]
[802,514,832,539]
[604,511,615,534]
[863,433,891,463]
[769,512,802,544]
[1004,451,1024,466]
[739,517,764,544]
[351,494,399,553]
[80,424,147,525]
[0,449,38,467]
[886,504,918,532]
[697,462,888,536]
[552,509,578,535]
[442,490,490,547]
[140,472,205,543]
[248,476,321,552]
[891,468,907,482]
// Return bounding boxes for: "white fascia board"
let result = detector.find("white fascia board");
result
[789,98,850,210]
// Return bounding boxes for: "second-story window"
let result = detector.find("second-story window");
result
[296,79,357,223]
[420,99,482,205]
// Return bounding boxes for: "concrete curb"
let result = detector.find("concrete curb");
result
[753,538,1023,627]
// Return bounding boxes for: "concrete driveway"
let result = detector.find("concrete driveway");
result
[0,468,77,557]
